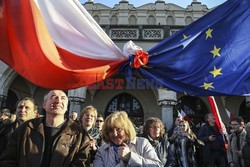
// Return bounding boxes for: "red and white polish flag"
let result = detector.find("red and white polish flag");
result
[0,0,128,89]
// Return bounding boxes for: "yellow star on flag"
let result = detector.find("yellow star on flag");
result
[210,66,222,78]
[181,34,191,41]
[205,28,213,39]
[210,45,221,58]
[201,82,214,90]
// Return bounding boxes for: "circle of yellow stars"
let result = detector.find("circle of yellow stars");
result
[181,27,223,94]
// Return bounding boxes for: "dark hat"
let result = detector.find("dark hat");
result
[0,108,11,117]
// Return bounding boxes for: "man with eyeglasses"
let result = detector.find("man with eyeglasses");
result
[227,117,246,167]
[95,114,104,132]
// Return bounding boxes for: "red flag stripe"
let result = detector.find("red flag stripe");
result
[208,96,223,131]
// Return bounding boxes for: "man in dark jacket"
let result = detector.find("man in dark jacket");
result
[0,108,11,127]
[198,113,227,167]
[0,108,12,155]
[0,97,38,156]
[0,90,90,167]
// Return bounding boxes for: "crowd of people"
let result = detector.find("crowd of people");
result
[0,89,250,167]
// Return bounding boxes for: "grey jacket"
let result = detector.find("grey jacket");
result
[227,129,247,167]
[93,137,163,167]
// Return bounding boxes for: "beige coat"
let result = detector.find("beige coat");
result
[227,129,247,167]
[93,137,163,167]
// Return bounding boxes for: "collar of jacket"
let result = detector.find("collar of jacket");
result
[27,117,80,135]
[232,129,246,137]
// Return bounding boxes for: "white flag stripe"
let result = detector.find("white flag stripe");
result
[34,0,126,60]
[210,96,226,133]
[225,108,231,119]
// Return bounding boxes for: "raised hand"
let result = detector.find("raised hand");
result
[89,137,97,151]
[118,142,131,162]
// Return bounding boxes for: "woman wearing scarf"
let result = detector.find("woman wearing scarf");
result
[93,111,162,167]
[80,106,102,164]
[142,117,175,166]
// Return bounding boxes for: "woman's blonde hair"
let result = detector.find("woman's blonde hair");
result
[179,120,196,139]
[80,105,97,121]
[102,111,136,143]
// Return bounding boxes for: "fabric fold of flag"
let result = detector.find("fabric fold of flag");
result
[136,0,250,96]
[0,0,127,89]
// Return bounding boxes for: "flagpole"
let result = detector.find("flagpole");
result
[208,96,228,150]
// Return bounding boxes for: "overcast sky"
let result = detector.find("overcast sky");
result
[79,0,227,8]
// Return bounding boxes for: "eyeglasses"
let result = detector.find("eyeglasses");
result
[96,120,104,123]
[149,126,160,129]
[230,124,240,126]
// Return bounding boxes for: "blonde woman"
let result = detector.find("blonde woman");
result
[94,111,162,167]
[170,120,203,167]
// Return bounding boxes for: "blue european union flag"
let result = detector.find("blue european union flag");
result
[137,0,250,96]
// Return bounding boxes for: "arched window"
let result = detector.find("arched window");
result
[105,93,144,126]
[147,15,156,25]
[166,16,174,25]
[185,16,193,25]
[110,15,118,25]
[175,96,209,129]
[129,15,137,25]
[93,15,100,23]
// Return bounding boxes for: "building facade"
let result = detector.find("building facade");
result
[0,0,249,129]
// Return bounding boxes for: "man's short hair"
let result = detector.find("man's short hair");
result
[71,111,78,116]
[204,113,213,122]
[16,97,38,111]
[0,108,11,117]
[43,90,67,102]
[97,114,103,118]
[230,116,244,124]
